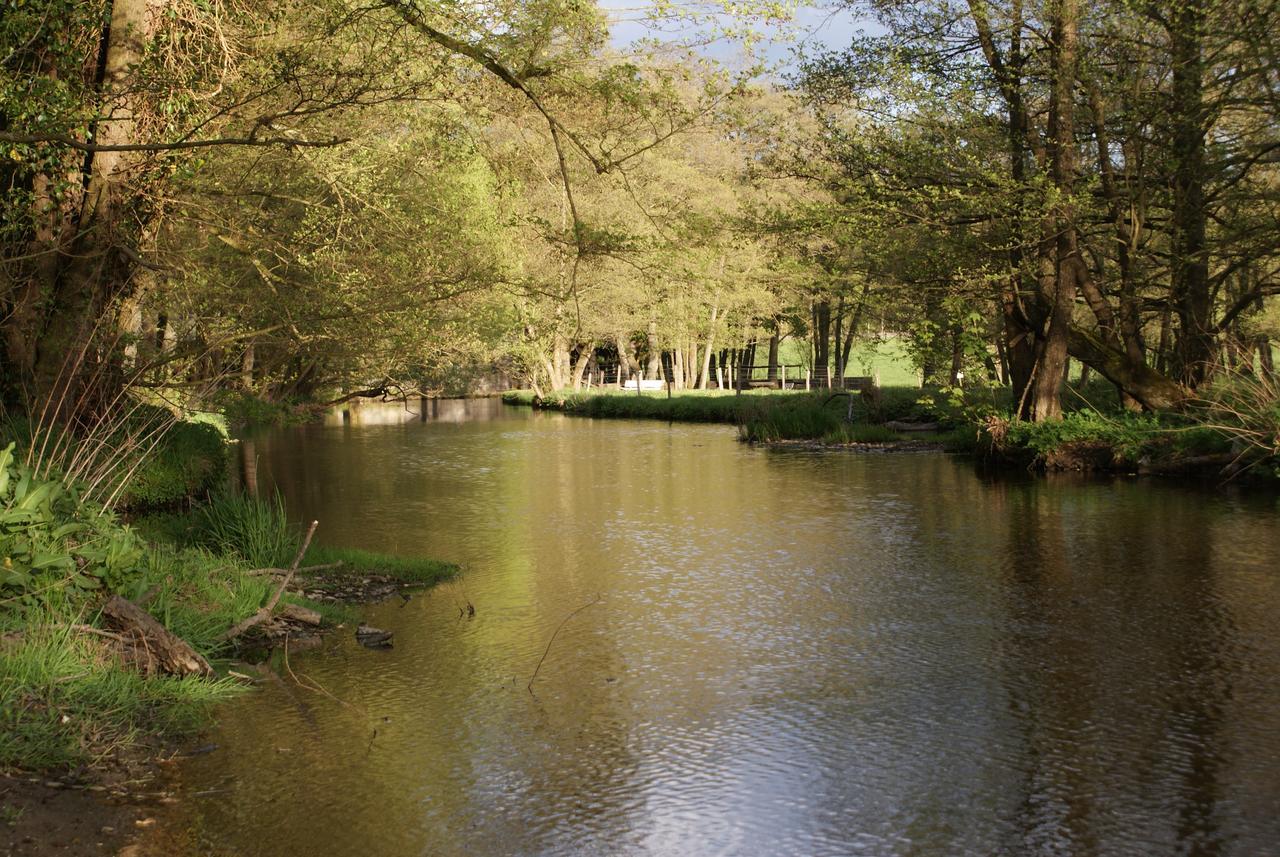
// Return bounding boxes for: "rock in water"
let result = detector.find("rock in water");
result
[355,624,393,648]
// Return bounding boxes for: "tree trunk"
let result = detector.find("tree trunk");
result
[1258,337,1275,380]
[645,319,661,380]
[767,324,780,384]
[101,595,214,678]
[698,303,719,389]
[550,332,570,390]
[28,0,154,410]
[1029,0,1080,422]
[615,333,637,385]
[570,342,592,391]
[814,300,831,388]
[1168,0,1214,387]
[1068,327,1189,410]
[950,326,964,385]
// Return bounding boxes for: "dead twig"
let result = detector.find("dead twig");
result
[246,561,344,576]
[527,595,602,693]
[218,520,318,643]
[69,624,128,643]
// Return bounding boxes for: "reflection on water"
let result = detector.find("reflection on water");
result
[165,402,1280,856]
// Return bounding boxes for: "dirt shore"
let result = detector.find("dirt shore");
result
[1,761,174,857]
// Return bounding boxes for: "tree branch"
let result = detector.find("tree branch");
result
[0,131,350,153]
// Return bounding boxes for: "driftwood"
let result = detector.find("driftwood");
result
[246,561,344,577]
[100,596,213,678]
[218,520,318,644]
[280,604,323,626]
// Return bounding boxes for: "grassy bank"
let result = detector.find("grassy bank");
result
[1,449,455,773]
[505,380,1278,478]
[505,386,969,447]
[505,386,953,427]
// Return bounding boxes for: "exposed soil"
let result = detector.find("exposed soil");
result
[1,752,181,857]
[289,568,427,604]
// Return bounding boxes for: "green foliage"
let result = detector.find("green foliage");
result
[305,545,457,586]
[739,397,844,441]
[1003,410,1164,461]
[192,492,298,569]
[991,409,1242,471]
[0,618,240,770]
[0,443,145,607]
[1192,371,1280,466]
[216,392,309,429]
[187,492,458,584]
[118,419,227,509]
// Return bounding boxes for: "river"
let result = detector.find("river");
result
[157,399,1280,856]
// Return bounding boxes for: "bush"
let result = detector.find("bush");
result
[0,443,146,612]
[119,419,227,508]
[217,391,308,429]
[191,492,298,569]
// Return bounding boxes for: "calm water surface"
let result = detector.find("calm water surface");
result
[163,400,1280,856]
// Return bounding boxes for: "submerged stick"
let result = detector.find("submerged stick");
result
[527,595,602,693]
[218,520,318,643]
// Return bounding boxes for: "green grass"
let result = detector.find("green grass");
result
[192,492,297,568]
[184,492,458,585]
[116,413,228,509]
[0,616,240,770]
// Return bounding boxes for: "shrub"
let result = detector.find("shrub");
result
[119,419,227,508]
[191,491,298,568]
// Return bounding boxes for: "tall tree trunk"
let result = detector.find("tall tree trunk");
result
[1168,0,1214,387]
[814,300,831,388]
[570,342,592,391]
[968,0,1037,417]
[645,319,661,380]
[1029,0,1080,422]
[31,0,153,410]
[698,302,719,389]
[766,323,780,384]
[833,297,845,389]
[950,325,965,385]
[614,333,637,385]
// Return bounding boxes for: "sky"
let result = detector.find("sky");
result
[597,1,876,69]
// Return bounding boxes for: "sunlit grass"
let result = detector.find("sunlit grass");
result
[0,616,240,770]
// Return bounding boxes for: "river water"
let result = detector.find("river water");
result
[160,400,1280,856]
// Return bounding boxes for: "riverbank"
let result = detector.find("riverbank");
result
[0,443,456,854]
[504,385,1279,480]
[504,387,971,450]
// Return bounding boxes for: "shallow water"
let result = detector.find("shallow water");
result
[164,400,1280,855]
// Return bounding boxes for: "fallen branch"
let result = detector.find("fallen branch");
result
[69,623,128,643]
[246,561,343,576]
[527,595,602,693]
[100,596,213,677]
[218,520,318,644]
